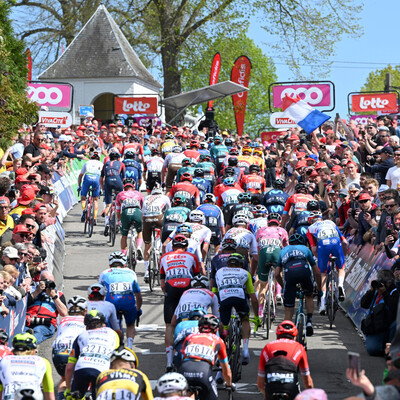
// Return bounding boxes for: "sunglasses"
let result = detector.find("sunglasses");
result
[36,138,45,142]
[339,194,347,198]
[18,252,28,257]
[359,199,370,204]
[380,135,389,138]
[25,224,36,230]
[386,204,397,208]
[18,233,33,239]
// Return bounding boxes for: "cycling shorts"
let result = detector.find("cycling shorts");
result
[219,296,249,326]
[81,175,101,198]
[209,227,221,246]
[179,360,217,400]
[173,340,184,369]
[52,349,69,377]
[257,246,281,282]
[162,221,180,242]
[115,302,138,326]
[104,177,123,204]
[283,266,313,308]
[317,241,345,274]
[166,164,181,189]
[143,215,163,243]
[71,367,99,399]
[120,207,142,236]
[164,284,188,324]
[146,171,162,191]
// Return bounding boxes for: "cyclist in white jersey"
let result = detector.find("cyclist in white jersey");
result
[0,332,54,400]
[145,149,164,193]
[162,146,186,194]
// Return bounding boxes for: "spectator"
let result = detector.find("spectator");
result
[0,196,14,245]
[9,188,36,223]
[346,161,360,187]
[0,274,9,317]
[366,147,394,185]
[356,193,377,249]
[2,266,24,300]
[23,131,46,164]
[364,178,381,206]
[386,147,400,190]
[12,224,34,245]
[39,186,59,218]
[376,196,400,253]
[1,246,20,267]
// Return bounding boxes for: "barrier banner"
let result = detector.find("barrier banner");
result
[0,297,27,345]
[207,53,221,109]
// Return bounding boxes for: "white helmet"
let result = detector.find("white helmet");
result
[87,284,107,297]
[189,209,205,224]
[191,274,209,288]
[109,251,127,266]
[200,141,208,149]
[68,295,87,311]
[15,386,43,400]
[232,212,249,226]
[157,372,188,395]
[151,185,163,195]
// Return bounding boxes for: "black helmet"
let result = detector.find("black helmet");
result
[295,182,308,193]
[268,212,282,226]
[172,234,189,248]
[152,148,161,156]
[0,329,8,344]
[249,164,261,173]
[225,138,233,146]
[125,151,135,159]
[198,314,219,333]
[228,157,238,166]
[221,237,238,250]
[194,168,204,177]
[109,150,120,160]
[273,179,285,190]
[123,177,136,188]
[84,310,106,328]
[307,200,320,211]
[224,166,235,177]
[289,233,306,245]
[204,193,216,203]
[227,253,245,267]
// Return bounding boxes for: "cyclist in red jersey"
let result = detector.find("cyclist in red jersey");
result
[122,135,144,161]
[160,235,201,372]
[183,140,201,163]
[179,314,233,400]
[0,330,12,359]
[169,173,200,210]
[214,177,244,208]
[257,321,313,400]
[240,164,266,201]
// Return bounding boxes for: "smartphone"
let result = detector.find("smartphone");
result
[33,256,42,263]
[0,290,4,296]
[348,352,360,377]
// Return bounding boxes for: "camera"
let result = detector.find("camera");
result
[371,280,385,290]
[44,279,56,290]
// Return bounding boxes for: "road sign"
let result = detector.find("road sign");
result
[270,112,298,128]
[79,105,94,117]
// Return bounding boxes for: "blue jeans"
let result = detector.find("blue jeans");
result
[25,324,56,344]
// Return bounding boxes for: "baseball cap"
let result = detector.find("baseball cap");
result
[15,168,28,176]
[378,126,389,131]
[0,197,10,206]
[315,162,327,170]
[367,123,377,128]
[3,247,20,259]
[58,134,69,142]
[339,188,349,196]
[37,164,51,174]
[17,189,36,205]
[21,184,40,194]
[348,183,361,191]
[296,161,307,169]
[13,224,30,235]
[21,208,34,216]
[359,193,372,201]
[381,146,394,155]
[39,186,52,196]
[34,203,47,212]
[296,152,306,159]
[378,184,389,193]
[341,141,353,149]
[15,176,30,184]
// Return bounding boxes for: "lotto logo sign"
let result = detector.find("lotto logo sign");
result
[351,93,398,113]
[27,83,72,108]
[115,97,158,114]
[273,84,332,108]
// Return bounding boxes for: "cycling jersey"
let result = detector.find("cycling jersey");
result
[116,191,144,212]
[102,160,125,180]
[192,177,212,202]
[248,217,269,235]
[263,189,289,215]
[184,149,201,163]
[122,143,144,158]
[161,140,176,157]
[214,184,244,208]
[164,206,191,224]
[163,152,186,169]
[169,182,200,209]
[176,166,196,183]
[210,145,228,166]
[0,346,12,360]
[142,194,171,217]
[53,315,86,353]
[256,226,289,249]
[223,227,258,256]
[0,355,54,400]
[195,162,216,180]
[236,155,256,174]
[215,267,254,302]
[174,320,199,347]
[210,253,249,279]
[87,300,120,331]
[283,193,314,216]
[80,159,103,198]
[218,166,243,185]
[291,210,310,237]
[145,156,164,173]
[197,203,224,245]
[122,159,142,190]
[96,368,153,400]
[226,204,253,226]
[241,175,266,194]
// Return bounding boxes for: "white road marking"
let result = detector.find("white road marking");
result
[253,350,261,356]
[136,324,165,331]
[136,349,165,355]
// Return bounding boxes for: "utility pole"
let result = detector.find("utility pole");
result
[385,72,392,92]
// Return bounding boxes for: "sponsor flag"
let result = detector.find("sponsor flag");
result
[231,55,252,137]
[282,94,330,134]
[26,49,32,82]
[207,53,221,108]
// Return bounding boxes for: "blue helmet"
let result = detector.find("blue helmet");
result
[176,224,193,235]
[223,177,236,186]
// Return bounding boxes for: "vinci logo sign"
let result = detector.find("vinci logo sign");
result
[273,84,332,108]
[114,97,158,115]
[27,83,72,109]
[351,93,398,113]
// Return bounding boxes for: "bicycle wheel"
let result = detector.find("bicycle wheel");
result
[232,320,242,382]
[149,249,155,291]
[88,201,95,238]
[296,314,306,347]
[326,272,334,329]
[128,230,137,271]
[110,212,117,247]
[83,206,88,234]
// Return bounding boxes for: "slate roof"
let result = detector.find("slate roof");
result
[39,5,162,88]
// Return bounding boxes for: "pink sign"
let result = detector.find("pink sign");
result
[27,83,72,109]
[273,84,332,108]
[349,115,377,125]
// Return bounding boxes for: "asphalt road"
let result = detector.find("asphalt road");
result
[39,204,387,399]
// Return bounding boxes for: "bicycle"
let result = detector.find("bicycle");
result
[117,309,140,343]
[127,225,138,271]
[204,243,216,279]
[108,190,118,247]
[294,284,307,350]
[260,266,276,339]
[83,188,95,238]
[148,228,161,291]
[226,309,242,383]
[325,255,339,329]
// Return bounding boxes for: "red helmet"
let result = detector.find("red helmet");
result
[190,140,200,148]
[181,172,193,182]
[276,320,298,338]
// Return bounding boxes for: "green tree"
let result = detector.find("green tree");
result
[361,65,400,92]
[0,2,37,149]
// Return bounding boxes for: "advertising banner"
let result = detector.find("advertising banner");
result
[351,92,398,113]
[115,97,158,115]
[270,112,297,129]
[231,55,252,137]
[261,131,285,144]
[349,115,377,125]
[207,53,221,109]
[38,111,72,128]
[273,84,332,109]
[27,82,72,109]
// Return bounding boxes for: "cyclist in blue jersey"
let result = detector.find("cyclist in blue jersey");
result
[197,193,225,252]
[306,212,348,315]
[122,151,142,191]
[248,205,269,235]
[162,195,191,242]
[192,168,212,203]
[289,200,320,239]
[275,234,321,336]
[176,158,195,183]
[226,191,254,230]
[263,179,289,215]
[99,251,142,349]
[210,136,228,175]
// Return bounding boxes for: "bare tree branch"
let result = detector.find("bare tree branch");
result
[21,27,60,40]
[12,1,62,22]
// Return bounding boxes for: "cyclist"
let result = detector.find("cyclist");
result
[155,373,191,400]
[122,150,143,191]
[198,141,210,157]
[209,136,228,175]
[116,178,144,257]
[179,314,233,400]
[257,321,313,400]
[214,253,259,364]
[78,151,103,224]
[0,332,54,400]
[144,148,164,193]
[184,140,201,163]
[289,199,320,239]
[0,330,11,359]
[255,213,288,313]
[65,310,120,400]
[95,347,153,400]
[197,193,225,253]
[253,148,266,172]
[162,146,185,194]
[248,205,269,235]
[176,158,195,183]
[263,179,289,215]
[87,284,120,331]
[275,234,321,336]
[240,164,266,202]
[161,133,176,158]
[225,191,254,230]
[237,146,255,174]
[99,251,142,348]
[306,212,348,315]
[160,235,201,372]
[52,296,87,398]
[214,177,244,218]
[101,150,125,236]
[122,134,144,162]
[192,168,212,203]
[195,154,216,187]
[169,173,200,210]
[142,186,171,282]
[162,195,191,242]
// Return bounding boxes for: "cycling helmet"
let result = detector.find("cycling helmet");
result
[15,386,43,400]
[181,172,193,182]
[232,213,249,226]
[151,185,163,195]
[191,274,209,288]
[308,211,322,225]
[0,329,8,344]
[173,195,185,206]
[295,182,308,193]
[110,346,139,367]
[68,295,87,312]
[88,284,107,298]
[123,177,136,188]
[165,133,174,140]
[172,234,189,248]
[91,152,100,160]
[227,253,245,267]
[214,136,222,144]
[194,168,204,177]
[225,138,233,147]
[253,148,263,157]
[221,237,238,250]
[157,372,188,395]
[199,154,210,162]
[109,149,120,160]
[125,150,135,159]
[176,224,193,235]
[223,166,235,177]
[250,141,258,148]
[238,192,252,203]
[228,156,238,166]
[109,250,127,266]
[273,179,285,190]
[249,164,261,173]
[242,146,251,154]
[223,177,236,186]
[253,204,268,217]
[189,308,206,320]
[229,148,239,156]
[172,145,182,153]
[289,233,306,246]
[198,314,220,333]
[84,310,106,328]
[307,200,320,211]
[182,158,191,166]
[268,212,282,226]
[151,148,161,156]
[200,142,208,149]
[204,193,216,203]
[189,210,205,224]
[12,332,37,351]
[190,140,200,148]
[276,320,298,338]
